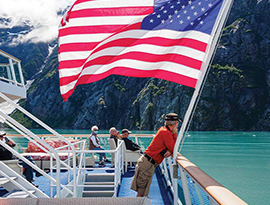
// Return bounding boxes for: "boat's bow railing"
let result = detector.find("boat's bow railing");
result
[160,152,248,205]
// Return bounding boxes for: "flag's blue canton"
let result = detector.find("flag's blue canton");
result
[141,0,223,35]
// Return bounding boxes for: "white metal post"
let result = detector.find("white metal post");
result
[6,65,12,81]
[17,62,25,87]
[8,58,17,85]
[179,168,191,205]
[172,0,235,204]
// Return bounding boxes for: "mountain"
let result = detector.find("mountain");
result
[2,0,270,131]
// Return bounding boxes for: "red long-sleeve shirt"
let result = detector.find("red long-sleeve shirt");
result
[144,126,177,164]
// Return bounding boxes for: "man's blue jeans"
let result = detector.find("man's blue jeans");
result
[93,147,105,161]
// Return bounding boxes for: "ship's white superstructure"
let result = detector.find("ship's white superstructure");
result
[0,50,26,102]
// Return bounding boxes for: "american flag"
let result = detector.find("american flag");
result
[59,0,229,101]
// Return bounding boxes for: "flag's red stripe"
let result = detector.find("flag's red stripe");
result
[59,42,98,53]
[59,22,141,38]
[59,47,202,71]
[74,0,95,5]
[83,52,202,71]
[59,37,207,67]
[92,37,207,55]
[59,25,130,36]
[69,7,153,18]
[61,68,197,101]
[60,52,201,86]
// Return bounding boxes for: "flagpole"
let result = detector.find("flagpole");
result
[172,0,235,204]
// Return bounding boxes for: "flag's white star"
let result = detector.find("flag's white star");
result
[208,3,212,7]
[182,5,185,9]
[150,19,154,23]
[187,16,191,20]
[170,5,174,9]
[163,10,168,13]
[168,15,172,19]
[188,0,192,4]
[179,20,184,24]
[200,20,204,24]
[184,10,187,14]
[191,6,195,10]
[161,19,165,23]
[190,22,194,25]
[201,7,205,12]
[198,2,201,5]
[194,12,198,16]
[174,10,178,14]
[177,14,181,18]
[157,14,161,18]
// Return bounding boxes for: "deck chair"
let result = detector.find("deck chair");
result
[123,142,141,172]
[108,138,117,166]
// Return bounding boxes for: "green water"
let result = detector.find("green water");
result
[181,131,270,205]
[3,129,269,204]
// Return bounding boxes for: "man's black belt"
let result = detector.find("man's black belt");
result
[144,153,157,166]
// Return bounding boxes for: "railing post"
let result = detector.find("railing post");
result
[193,182,206,205]
[179,167,192,205]
[17,62,25,87]
[6,65,12,82]
[173,163,179,205]
[8,58,17,85]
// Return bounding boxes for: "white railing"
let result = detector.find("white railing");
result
[159,153,248,205]
[0,94,247,204]
[74,140,125,197]
[0,92,77,197]
[0,50,25,88]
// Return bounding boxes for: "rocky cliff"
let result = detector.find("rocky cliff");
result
[5,0,270,131]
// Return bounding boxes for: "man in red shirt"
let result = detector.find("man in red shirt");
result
[130,113,181,197]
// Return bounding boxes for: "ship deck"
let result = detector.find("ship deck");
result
[0,163,173,205]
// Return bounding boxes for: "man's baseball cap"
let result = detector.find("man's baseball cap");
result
[122,129,131,134]
[165,113,182,122]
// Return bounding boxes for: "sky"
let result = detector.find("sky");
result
[0,0,76,45]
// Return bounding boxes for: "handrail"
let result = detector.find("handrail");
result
[176,153,247,205]
[0,168,38,198]
[0,92,77,197]
[0,49,21,62]
[0,76,24,87]
[0,113,74,196]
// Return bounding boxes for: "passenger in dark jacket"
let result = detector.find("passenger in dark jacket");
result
[0,131,36,184]
[121,129,142,152]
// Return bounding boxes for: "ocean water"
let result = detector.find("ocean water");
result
[4,129,269,205]
[180,131,270,205]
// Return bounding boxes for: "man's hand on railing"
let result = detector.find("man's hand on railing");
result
[163,150,172,158]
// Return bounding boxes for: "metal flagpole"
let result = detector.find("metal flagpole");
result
[172,0,235,204]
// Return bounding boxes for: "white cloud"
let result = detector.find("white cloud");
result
[0,0,76,45]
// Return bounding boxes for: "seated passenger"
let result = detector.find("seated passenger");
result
[0,131,38,186]
[109,127,121,146]
[89,126,110,167]
[121,129,142,153]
